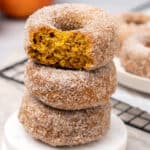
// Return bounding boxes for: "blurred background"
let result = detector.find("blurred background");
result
[0,0,150,150]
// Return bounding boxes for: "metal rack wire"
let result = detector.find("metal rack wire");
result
[0,59,149,133]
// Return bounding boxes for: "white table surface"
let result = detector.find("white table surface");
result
[0,0,150,149]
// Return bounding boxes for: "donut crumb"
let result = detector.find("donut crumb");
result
[29,27,93,69]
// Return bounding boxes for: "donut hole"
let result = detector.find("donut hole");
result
[122,13,150,26]
[51,12,84,31]
[29,27,93,69]
[126,19,145,25]
[145,41,150,48]
[53,21,83,31]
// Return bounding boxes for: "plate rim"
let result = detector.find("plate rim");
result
[114,57,150,94]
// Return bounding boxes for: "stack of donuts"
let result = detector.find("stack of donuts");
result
[18,3,119,147]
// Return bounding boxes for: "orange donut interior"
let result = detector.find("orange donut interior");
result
[29,27,93,69]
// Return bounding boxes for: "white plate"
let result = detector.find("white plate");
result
[2,112,127,150]
[114,58,150,94]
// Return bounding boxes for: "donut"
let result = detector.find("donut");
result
[18,94,110,146]
[118,12,150,49]
[25,60,116,110]
[120,32,150,78]
[24,3,119,70]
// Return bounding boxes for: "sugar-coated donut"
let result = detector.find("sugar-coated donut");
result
[118,12,150,49]
[24,3,119,70]
[120,32,150,78]
[18,94,110,146]
[25,60,116,110]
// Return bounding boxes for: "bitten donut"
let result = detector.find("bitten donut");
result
[118,12,150,48]
[25,60,116,110]
[24,3,119,70]
[18,94,110,146]
[120,32,150,78]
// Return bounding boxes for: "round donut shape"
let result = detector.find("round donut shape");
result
[118,12,150,54]
[24,3,119,70]
[18,94,110,147]
[120,32,150,78]
[25,60,116,110]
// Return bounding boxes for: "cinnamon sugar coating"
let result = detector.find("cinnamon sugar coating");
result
[24,3,119,70]
[25,60,117,110]
[18,94,110,146]
[117,12,150,54]
[120,32,150,78]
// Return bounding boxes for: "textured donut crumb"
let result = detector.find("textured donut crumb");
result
[29,27,92,69]
[19,94,110,146]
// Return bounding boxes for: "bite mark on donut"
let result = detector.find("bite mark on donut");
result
[28,27,93,70]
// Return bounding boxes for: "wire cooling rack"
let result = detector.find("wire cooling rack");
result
[0,59,150,133]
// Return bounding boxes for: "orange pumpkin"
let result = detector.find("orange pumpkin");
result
[0,0,53,18]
